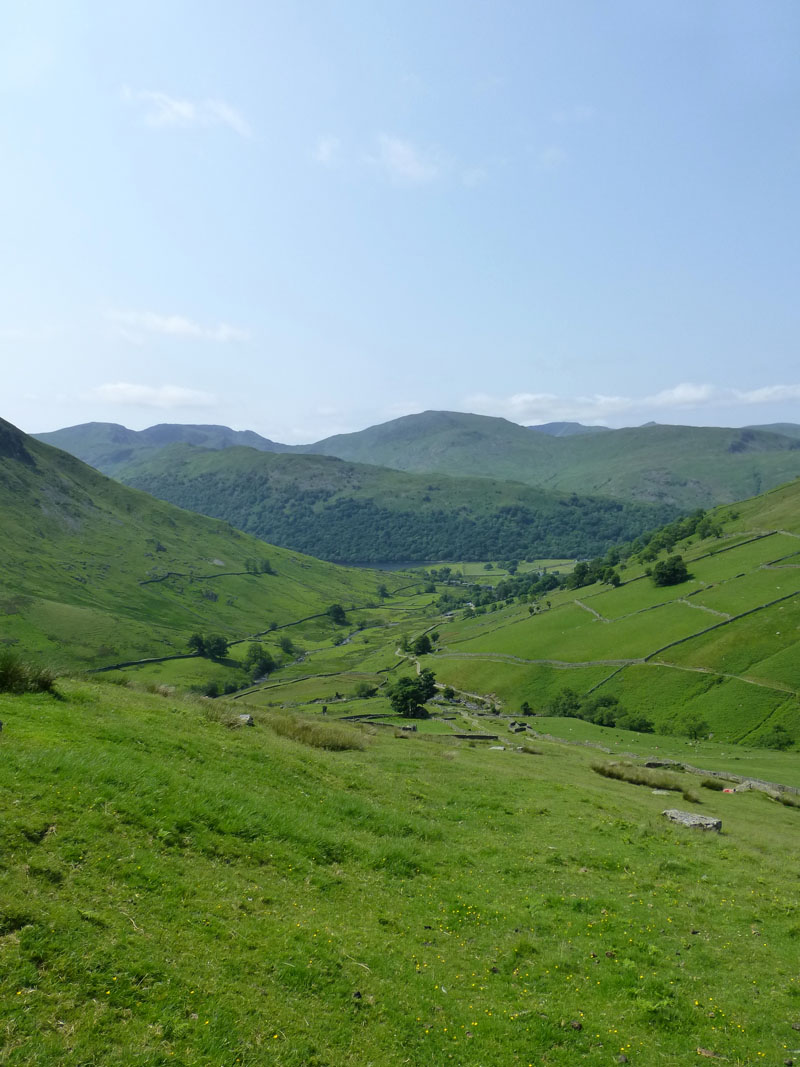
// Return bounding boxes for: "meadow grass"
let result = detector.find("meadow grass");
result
[2,679,800,1065]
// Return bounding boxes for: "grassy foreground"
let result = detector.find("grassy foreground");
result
[2,679,800,1066]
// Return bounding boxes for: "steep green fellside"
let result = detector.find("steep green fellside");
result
[2,678,800,1067]
[111,442,675,563]
[414,476,800,746]
[0,419,405,670]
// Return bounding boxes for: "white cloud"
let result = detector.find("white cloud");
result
[369,134,443,185]
[313,135,341,165]
[466,382,800,426]
[122,87,252,138]
[90,383,217,410]
[108,310,250,343]
[733,384,800,404]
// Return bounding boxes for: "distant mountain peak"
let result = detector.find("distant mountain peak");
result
[526,421,610,437]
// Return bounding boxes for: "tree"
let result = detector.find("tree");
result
[188,633,205,655]
[388,669,437,718]
[681,713,709,741]
[412,634,432,656]
[652,555,689,587]
[279,635,294,654]
[327,603,347,626]
[377,583,389,600]
[244,642,275,679]
[204,634,229,660]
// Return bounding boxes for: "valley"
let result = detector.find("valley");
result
[4,417,800,1066]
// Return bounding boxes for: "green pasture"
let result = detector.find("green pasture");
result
[663,597,800,682]
[451,600,712,663]
[688,567,800,616]
[3,679,800,1065]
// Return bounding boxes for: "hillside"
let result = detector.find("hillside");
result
[3,673,800,1066]
[413,477,800,746]
[114,443,674,563]
[300,411,800,509]
[0,419,397,669]
[34,421,290,473]
[38,414,800,512]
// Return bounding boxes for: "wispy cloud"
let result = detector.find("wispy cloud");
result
[108,310,250,343]
[313,135,341,165]
[538,145,567,170]
[551,104,596,124]
[122,87,252,138]
[90,382,217,410]
[368,134,443,185]
[466,382,800,425]
[461,166,488,188]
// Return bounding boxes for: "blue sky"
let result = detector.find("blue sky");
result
[3,1,799,441]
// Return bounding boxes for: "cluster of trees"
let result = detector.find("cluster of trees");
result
[631,508,721,562]
[550,688,655,733]
[651,554,690,587]
[244,557,274,574]
[243,641,275,679]
[125,468,675,564]
[188,633,229,659]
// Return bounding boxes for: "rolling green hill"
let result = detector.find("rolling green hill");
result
[34,421,290,474]
[113,443,674,563]
[36,413,800,512]
[0,419,398,669]
[299,411,800,509]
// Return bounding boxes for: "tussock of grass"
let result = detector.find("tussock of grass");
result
[269,713,366,751]
[592,760,702,803]
[701,777,726,791]
[0,650,57,695]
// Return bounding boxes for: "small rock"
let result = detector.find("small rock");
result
[618,1056,629,1064]
[605,951,616,958]
[570,1020,582,1030]
[352,991,362,1000]
[663,809,722,832]
[237,714,255,727]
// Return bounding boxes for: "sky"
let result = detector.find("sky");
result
[2,0,799,443]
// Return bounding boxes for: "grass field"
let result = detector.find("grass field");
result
[3,678,800,1066]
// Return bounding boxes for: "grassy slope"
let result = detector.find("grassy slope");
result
[112,442,673,563]
[422,479,800,744]
[0,419,400,669]
[301,411,800,509]
[3,678,800,1066]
